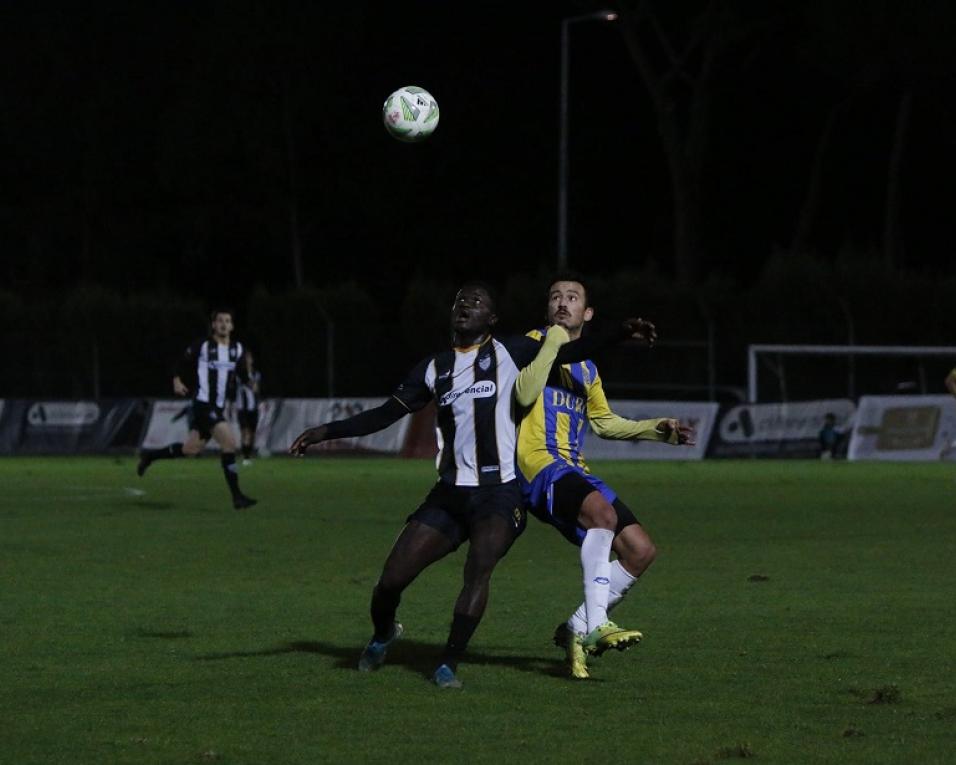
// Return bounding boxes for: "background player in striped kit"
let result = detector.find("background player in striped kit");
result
[516,274,694,679]
[290,282,656,689]
[137,309,257,510]
[235,349,262,465]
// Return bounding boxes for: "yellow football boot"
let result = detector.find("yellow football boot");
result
[553,623,590,679]
[582,621,643,656]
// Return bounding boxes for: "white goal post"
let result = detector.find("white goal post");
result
[747,344,956,403]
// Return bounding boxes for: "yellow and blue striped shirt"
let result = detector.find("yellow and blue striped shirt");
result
[517,328,675,483]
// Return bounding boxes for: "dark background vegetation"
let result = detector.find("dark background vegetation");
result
[2,1,954,400]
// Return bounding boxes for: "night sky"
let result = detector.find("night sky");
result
[3,0,955,306]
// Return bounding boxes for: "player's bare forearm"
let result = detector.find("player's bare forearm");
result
[289,424,329,456]
[172,376,189,397]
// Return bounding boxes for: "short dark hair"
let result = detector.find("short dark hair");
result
[209,308,234,323]
[458,280,499,311]
[547,271,590,306]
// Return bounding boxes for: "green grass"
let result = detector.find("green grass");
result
[2,457,955,764]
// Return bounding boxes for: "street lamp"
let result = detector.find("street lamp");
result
[557,10,618,271]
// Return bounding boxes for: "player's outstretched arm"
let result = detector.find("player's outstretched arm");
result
[514,325,570,406]
[289,424,330,455]
[289,397,409,456]
[585,373,694,445]
[589,413,695,445]
[554,317,657,364]
[652,418,696,446]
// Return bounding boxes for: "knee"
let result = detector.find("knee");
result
[580,496,617,531]
[623,537,657,574]
[467,549,501,581]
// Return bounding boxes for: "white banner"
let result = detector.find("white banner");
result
[26,401,100,428]
[848,395,956,461]
[709,399,855,458]
[582,401,719,461]
[265,398,410,454]
[719,399,855,443]
[140,399,278,452]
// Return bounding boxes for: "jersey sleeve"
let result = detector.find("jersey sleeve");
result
[514,326,570,406]
[586,372,675,442]
[324,356,433,440]
[503,319,631,368]
[236,344,251,384]
[390,356,434,413]
[499,333,544,368]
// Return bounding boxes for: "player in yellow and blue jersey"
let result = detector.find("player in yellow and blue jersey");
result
[517,275,695,679]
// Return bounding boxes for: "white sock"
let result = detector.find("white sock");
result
[567,559,639,635]
[608,559,638,612]
[581,528,614,633]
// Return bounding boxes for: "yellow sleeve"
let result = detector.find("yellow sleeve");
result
[587,374,679,444]
[514,325,570,407]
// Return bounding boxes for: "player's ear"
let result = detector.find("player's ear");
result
[488,312,499,327]
[584,306,594,322]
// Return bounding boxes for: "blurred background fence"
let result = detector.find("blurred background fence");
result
[4,255,956,402]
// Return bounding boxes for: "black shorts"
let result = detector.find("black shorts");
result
[188,401,226,441]
[547,470,639,547]
[408,480,527,550]
[237,408,259,430]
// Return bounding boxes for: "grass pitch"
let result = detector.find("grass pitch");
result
[2,457,955,764]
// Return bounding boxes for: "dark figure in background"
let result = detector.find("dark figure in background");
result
[236,350,262,465]
[818,412,844,460]
[137,309,257,510]
[290,282,654,689]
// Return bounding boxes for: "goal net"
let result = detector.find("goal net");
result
[747,344,956,402]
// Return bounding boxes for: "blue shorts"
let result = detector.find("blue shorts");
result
[520,462,636,546]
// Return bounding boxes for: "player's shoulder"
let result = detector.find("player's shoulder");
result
[581,358,602,385]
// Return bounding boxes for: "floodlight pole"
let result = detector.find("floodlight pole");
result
[557,11,618,271]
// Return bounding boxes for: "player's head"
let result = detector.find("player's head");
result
[209,308,235,340]
[546,272,593,335]
[451,281,498,339]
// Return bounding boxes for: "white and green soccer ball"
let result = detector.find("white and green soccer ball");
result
[382,86,439,143]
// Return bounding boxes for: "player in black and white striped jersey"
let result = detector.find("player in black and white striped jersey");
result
[289,282,656,688]
[137,309,257,510]
[235,349,261,465]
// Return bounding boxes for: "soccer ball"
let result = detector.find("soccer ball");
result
[382,86,439,143]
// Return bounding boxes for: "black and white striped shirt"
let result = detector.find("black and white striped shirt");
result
[237,370,261,412]
[393,335,556,487]
[178,339,246,409]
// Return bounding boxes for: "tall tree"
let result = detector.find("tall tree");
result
[617,0,787,284]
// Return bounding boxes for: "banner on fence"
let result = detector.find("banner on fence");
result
[265,398,410,454]
[847,395,956,461]
[582,401,719,461]
[0,399,143,455]
[140,399,278,452]
[709,399,856,458]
